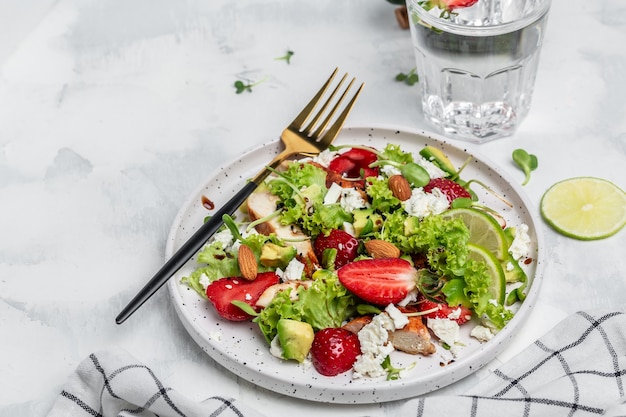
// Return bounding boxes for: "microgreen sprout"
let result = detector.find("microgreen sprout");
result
[234,76,268,94]
[512,149,538,186]
[395,68,419,86]
[275,50,294,64]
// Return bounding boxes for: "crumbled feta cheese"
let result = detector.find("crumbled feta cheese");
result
[506,261,515,272]
[343,222,356,237]
[280,258,305,281]
[212,229,234,248]
[385,304,409,330]
[199,273,211,291]
[470,325,494,342]
[269,336,284,359]
[381,164,401,177]
[311,149,339,167]
[324,182,343,205]
[509,223,531,260]
[403,187,449,218]
[353,312,397,379]
[340,188,370,213]
[210,331,222,342]
[415,155,447,179]
[427,318,460,347]
[447,307,462,320]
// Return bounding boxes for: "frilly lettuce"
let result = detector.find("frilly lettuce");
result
[255,269,357,343]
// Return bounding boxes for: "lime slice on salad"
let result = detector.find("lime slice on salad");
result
[441,208,508,261]
[540,177,626,240]
[467,243,506,305]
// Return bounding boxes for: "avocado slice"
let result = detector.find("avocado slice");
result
[419,145,457,177]
[277,319,314,363]
[260,243,297,269]
[352,208,383,237]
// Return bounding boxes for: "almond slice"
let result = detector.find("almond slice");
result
[364,239,401,259]
[238,244,258,281]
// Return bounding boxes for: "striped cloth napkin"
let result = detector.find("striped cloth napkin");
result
[47,309,626,417]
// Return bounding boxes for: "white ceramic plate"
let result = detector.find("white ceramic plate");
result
[166,126,544,404]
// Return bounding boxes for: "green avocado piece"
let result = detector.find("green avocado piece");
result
[277,319,314,363]
[260,243,296,269]
[419,145,457,177]
[352,208,383,237]
[503,252,527,284]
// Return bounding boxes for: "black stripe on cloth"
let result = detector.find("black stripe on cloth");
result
[579,311,625,398]
[468,395,605,415]
[89,353,187,417]
[207,396,245,417]
[60,390,103,417]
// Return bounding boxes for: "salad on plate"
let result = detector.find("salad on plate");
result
[181,141,532,380]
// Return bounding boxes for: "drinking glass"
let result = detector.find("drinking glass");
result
[406,0,552,142]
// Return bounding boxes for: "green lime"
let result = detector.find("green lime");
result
[466,243,506,305]
[442,207,508,261]
[540,177,626,240]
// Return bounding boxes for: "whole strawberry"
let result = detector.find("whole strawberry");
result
[310,328,361,376]
[423,178,471,203]
[313,229,359,269]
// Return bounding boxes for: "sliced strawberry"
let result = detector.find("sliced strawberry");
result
[206,272,280,321]
[313,229,359,269]
[417,298,472,325]
[328,148,379,179]
[310,328,361,376]
[337,258,417,305]
[423,178,471,203]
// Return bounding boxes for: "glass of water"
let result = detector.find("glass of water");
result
[406,0,552,142]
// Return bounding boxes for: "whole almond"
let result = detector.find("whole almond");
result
[388,175,412,201]
[238,244,258,281]
[364,239,401,259]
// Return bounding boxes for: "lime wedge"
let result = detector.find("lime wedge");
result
[540,177,626,240]
[466,243,506,305]
[441,208,508,261]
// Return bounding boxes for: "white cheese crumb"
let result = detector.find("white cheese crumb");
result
[280,258,305,281]
[380,164,401,177]
[447,307,462,320]
[209,331,222,342]
[212,229,234,248]
[415,155,447,179]
[199,273,211,291]
[353,312,396,379]
[312,149,339,167]
[397,288,419,307]
[509,223,531,260]
[385,304,409,330]
[324,182,343,205]
[340,188,370,213]
[470,325,494,342]
[403,187,449,218]
[269,335,284,359]
[343,222,356,237]
[427,318,460,348]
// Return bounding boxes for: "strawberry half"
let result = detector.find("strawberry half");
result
[417,298,472,325]
[328,148,379,179]
[310,328,361,376]
[337,258,417,305]
[313,229,359,269]
[206,272,280,321]
[423,178,471,203]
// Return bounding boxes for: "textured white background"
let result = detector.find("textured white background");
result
[1,1,625,416]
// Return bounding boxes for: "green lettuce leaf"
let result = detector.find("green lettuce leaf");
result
[254,269,357,343]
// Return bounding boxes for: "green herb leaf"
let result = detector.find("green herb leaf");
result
[512,149,538,186]
[395,68,419,86]
[275,50,294,64]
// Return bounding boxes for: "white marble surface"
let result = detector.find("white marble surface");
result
[1,0,625,416]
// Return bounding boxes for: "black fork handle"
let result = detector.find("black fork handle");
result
[115,180,258,324]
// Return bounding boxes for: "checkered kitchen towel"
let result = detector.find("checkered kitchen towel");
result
[48,309,626,417]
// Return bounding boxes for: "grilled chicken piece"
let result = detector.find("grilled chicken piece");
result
[256,281,313,308]
[342,312,436,356]
[387,315,436,355]
[246,189,319,271]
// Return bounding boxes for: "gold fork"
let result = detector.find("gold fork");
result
[116,68,363,324]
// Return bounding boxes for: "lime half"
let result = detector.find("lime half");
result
[466,243,506,305]
[442,207,508,261]
[540,177,626,240]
